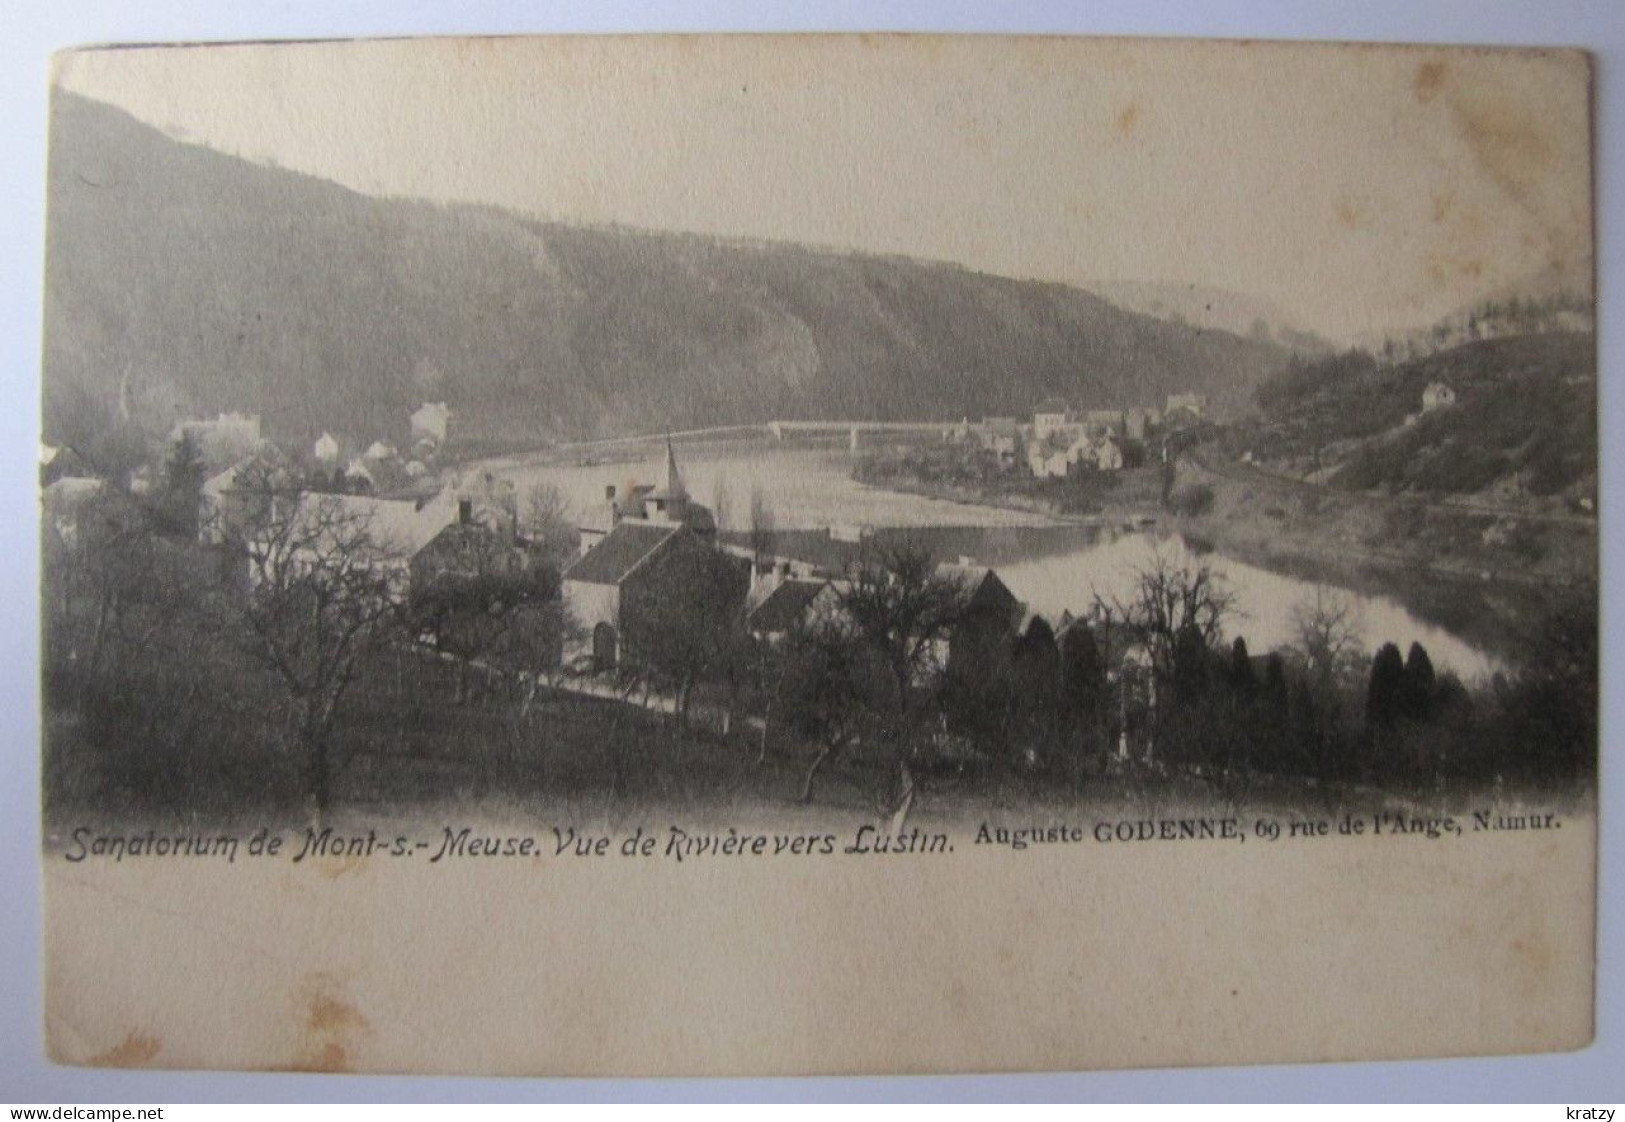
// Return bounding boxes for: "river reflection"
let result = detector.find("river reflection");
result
[993,529,1500,682]
[484,444,1499,681]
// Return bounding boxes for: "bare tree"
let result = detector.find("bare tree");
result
[839,540,967,719]
[710,477,734,533]
[747,484,775,570]
[1290,584,1365,698]
[491,593,584,779]
[407,526,561,704]
[778,620,883,803]
[837,540,967,813]
[232,488,403,821]
[622,542,752,737]
[520,481,580,567]
[1089,545,1236,681]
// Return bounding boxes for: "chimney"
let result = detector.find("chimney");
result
[606,484,617,501]
[458,498,472,524]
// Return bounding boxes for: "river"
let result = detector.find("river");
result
[483,444,1500,681]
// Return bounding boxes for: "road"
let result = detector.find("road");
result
[1187,444,1596,529]
[1179,445,1590,592]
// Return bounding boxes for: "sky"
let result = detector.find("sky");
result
[54,34,1593,343]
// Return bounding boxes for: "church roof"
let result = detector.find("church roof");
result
[563,522,681,586]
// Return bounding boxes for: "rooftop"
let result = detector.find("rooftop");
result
[748,579,831,634]
[563,521,681,585]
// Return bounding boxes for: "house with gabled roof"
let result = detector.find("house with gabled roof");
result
[942,565,1024,678]
[563,518,747,671]
[746,578,844,644]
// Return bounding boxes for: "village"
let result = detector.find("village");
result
[40,362,1588,838]
[40,388,1223,704]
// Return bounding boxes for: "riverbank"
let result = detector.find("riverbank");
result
[849,462,1168,525]
[1166,453,1595,660]
[844,451,1591,663]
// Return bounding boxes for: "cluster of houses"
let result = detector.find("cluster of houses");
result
[42,400,472,576]
[44,406,1177,763]
[941,393,1208,481]
[310,400,453,492]
[44,392,1190,756]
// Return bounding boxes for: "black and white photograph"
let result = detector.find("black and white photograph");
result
[33,33,1600,1077]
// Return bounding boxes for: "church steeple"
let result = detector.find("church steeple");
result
[661,436,688,502]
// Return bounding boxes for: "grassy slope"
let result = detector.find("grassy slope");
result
[1245,333,1596,507]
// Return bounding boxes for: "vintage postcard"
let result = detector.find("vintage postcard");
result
[40,35,1596,1076]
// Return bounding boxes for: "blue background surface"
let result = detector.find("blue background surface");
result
[1,0,1618,1102]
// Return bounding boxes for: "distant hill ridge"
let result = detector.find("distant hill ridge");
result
[44,91,1291,450]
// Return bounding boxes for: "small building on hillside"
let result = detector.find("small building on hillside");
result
[170,412,264,471]
[1422,381,1457,412]
[1165,393,1208,420]
[313,432,340,464]
[1027,437,1074,479]
[40,445,92,488]
[343,457,377,492]
[1032,399,1072,442]
[975,418,1022,467]
[1094,434,1125,471]
[410,402,452,447]
[1064,430,1097,468]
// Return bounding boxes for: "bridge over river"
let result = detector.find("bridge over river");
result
[557,419,960,453]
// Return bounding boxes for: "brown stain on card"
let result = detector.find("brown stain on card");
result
[1335,199,1370,231]
[1424,252,1485,285]
[308,991,369,1034]
[1414,60,1448,103]
[1115,103,1140,137]
[90,1030,161,1067]
[282,972,371,1073]
[1510,933,1554,982]
[301,1042,351,1073]
[317,852,368,879]
[1451,100,1553,211]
